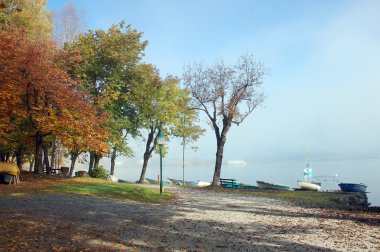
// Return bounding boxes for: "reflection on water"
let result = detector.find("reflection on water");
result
[114,158,380,206]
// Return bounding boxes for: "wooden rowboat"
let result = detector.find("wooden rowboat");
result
[256,180,291,190]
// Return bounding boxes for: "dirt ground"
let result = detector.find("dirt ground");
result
[0,185,379,251]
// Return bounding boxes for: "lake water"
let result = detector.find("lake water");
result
[105,157,380,206]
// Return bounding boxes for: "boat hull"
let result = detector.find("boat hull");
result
[168,178,197,186]
[240,185,259,190]
[256,180,290,190]
[168,178,182,185]
[198,181,211,187]
[145,178,159,184]
[338,183,367,192]
[298,181,321,191]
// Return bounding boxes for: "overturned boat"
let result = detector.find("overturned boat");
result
[256,180,291,190]
[338,183,367,193]
[298,181,321,191]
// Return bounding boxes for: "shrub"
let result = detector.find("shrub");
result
[90,166,109,179]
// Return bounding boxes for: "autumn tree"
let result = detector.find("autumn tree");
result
[0,29,108,174]
[183,54,266,185]
[60,111,109,177]
[0,0,52,38]
[49,0,85,170]
[65,21,147,174]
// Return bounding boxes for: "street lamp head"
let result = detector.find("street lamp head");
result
[157,130,165,146]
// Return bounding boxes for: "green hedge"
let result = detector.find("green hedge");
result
[90,166,109,179]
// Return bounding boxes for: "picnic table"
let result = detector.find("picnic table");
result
[219,178,240,189]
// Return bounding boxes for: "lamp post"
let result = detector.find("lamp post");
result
[157,129,165,194]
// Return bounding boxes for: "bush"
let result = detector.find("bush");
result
[90,166,109,179]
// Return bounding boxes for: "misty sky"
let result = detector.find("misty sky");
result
[47,0,380,162]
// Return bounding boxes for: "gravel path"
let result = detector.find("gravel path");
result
[0,186,379,251]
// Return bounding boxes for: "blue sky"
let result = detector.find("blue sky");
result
[47,0,380,162]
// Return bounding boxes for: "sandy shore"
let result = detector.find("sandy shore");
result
[0,186,379,251]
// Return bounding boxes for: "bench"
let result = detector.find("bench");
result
[44,168,62,175]
[220,178,240,189]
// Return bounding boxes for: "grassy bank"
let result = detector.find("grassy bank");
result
[244,190,351,208]
[0,173,174,203]
[207,186,369,209]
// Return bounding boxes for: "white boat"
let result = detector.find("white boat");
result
[197,181,211,187]
[227,160,247,166]
[298,181,321,191]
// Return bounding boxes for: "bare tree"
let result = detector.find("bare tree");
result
[52,1,84,47]
[183,53,266,185]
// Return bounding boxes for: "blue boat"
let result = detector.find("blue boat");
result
[338,183,367,193]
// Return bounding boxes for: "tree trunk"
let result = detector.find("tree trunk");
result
[50,138,57,169]
[138,128,155,183]
[182,137,185,185]
[42,144,50,173]
[88,151,95,173]
[94,154,101,169]
[139,152,150,183]
[212,137,226,185]
[34,132,44,174]
[15,146,25,170]
[29,155,35,172]
[110,147,117,176]
[69,152,79,177]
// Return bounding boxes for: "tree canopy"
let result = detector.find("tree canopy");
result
[0,0,52,39]
[0,29,108,173]
[64,21,148,173]
[0,4,203,181]
[183,53,265,185]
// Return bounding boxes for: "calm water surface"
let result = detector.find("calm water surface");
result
[113,158,380,206]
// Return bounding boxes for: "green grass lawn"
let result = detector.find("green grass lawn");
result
[0,174,174,203]
[54,178,173,203]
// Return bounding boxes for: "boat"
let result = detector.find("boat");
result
[0,162,19,176]
[197,181,211,187]
[184,180,197,186]
[311,181,322,186]
[168,178,197,186]
[240,184,259,191]
[298,181,321,191]
[256,180,291,190]
[145,178,159,184]
[168,178,182,185]
[338,183,367,193]
[118,179,134,183]
[227,160,247,166]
